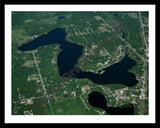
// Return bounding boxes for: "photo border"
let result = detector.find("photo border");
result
[5,4,155,123]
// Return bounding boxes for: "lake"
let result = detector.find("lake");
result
[58,16,65,19]
[74,54,138,87]
[18,28,83,75]
[18,28,138,87]
[88,91,134,115]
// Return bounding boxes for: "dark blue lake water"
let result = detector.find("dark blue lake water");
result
[88,91,134,115]
[75,54,138,87]
[18,28,138,87]
[114,14,119,16]
[58,16,65,19]
[18,28,83,75]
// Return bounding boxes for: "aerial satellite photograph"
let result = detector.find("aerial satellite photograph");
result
[12,11,149,115]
